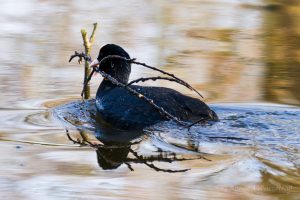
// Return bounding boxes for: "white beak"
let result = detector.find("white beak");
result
[90,59,100,68]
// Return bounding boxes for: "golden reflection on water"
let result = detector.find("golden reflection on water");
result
[262,1,300,105]
[0,0,300,106]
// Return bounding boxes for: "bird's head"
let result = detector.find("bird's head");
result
[90,44,131,84]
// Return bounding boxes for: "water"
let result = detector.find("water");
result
[1,0,300,199]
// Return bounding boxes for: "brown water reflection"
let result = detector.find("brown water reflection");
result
[1,0,300,199]
[0,0,299,105]
[262,0,300,105]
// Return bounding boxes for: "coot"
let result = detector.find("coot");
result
[91,44,218,129]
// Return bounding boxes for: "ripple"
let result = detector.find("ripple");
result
[52,100,300,167]
[1,99,300,198]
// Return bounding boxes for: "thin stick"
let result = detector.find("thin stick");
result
[69,51,92,63]
[186,118,207,129]
[81,68,95,99]
[208,136,249,141]
[66,130,141,149]
[91,55,203,98]
[124,162,134,171]
[129,149,190,173]
[131,60,203,98]
[69,53,206,128]
[71,53,202,103]
[65,130,193,173]
[126,155,204,163]
[69,51,94,100]
[126,76,189,88]
[94,66,187,126]
[90,55,136,68]
[80,23,98,99]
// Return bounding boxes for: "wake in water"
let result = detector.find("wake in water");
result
[53,99,300,175]
[1,98,299,196]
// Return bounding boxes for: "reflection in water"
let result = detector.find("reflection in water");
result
[66,129,206,173]
[53,99,300,199]
[262,0,300,105]
[0,98,299,199]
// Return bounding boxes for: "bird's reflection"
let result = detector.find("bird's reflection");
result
[62,100,209,172]
[95,141,131,170]
[66,126,206,173]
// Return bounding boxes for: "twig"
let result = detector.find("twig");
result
[126,76,187,87]
[124,162,134,171]
[81,68,95,99]
[94,66,187,126]
[93,55,206,127]
[90,55,203,98]
[208,136,249,141]
[89,23,98,44]
[131,60,203,98]
[186,118,207,129]
[66,129,87,146]
[69,54,207,128]
[69,51,94,100]
[80,23,98,99]
[89,55,136,68]
[65,130,196,173]
[69,51,92,63]
[129,149,190,173]
[126,154,204,163]
[66,130,142,149]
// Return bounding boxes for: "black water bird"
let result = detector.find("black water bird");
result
[91,44,218,129]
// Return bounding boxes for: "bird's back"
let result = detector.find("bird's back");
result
[96,85,218,129]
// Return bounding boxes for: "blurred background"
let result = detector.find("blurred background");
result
[1,0,300,107]
[0,0,300,199]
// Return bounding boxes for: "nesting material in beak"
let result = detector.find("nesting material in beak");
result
[90,59,100,68]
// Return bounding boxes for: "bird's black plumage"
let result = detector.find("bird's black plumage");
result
[95,44,218,129]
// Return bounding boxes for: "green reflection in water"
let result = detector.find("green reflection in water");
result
[262,0,300,105]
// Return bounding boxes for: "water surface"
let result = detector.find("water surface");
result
[0,0,300,199]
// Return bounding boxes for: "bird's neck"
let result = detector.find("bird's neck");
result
[96,76,129,97]
[97,61,131,96]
